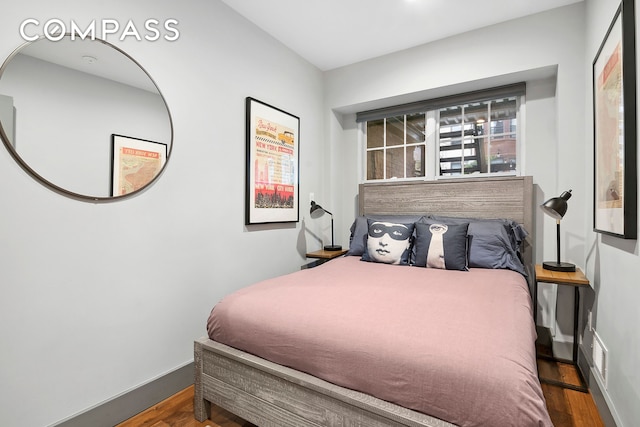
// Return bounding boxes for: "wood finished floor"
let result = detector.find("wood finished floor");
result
[117,361,604,427]
[537,358,604,426]
[115,385,254,427]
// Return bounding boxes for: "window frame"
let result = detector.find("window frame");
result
[364,114,427,181]
[437,96,521,177]
[358,84,525,182]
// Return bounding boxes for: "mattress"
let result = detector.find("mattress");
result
[207,256,552,427]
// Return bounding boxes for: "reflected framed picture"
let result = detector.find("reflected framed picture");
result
[592,0,637,239]
[245,97,299,224]
[111,134,167,196]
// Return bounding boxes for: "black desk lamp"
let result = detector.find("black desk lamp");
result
[310,201,342,251]
[540,189,576,272]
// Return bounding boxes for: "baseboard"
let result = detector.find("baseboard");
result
[578,346,620,427]
[52,361,194,427]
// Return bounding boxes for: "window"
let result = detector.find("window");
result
[366,113,426,180]
[439,97,518,176]
[358,84,523,181]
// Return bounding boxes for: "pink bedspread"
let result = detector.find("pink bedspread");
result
[207,256,551,427]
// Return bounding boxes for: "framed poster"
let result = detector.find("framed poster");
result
[592,0,637,239]
[111,134,167,196]
[245,97,299,224]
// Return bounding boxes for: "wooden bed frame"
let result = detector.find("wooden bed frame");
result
[195,175,534,427]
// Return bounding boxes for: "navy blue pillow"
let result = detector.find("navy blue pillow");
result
[413,222,469,271]
[426,215,526,275]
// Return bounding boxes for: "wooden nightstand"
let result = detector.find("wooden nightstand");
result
[534,264,590,392]
[302,249,348,269]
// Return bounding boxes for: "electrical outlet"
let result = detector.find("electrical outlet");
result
[588,310,593,332]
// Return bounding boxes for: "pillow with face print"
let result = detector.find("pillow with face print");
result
[361,220,415,265]
[413,222,469,271]
[346,214,425,256]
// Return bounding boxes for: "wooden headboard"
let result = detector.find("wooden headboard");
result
[358,176,534,269]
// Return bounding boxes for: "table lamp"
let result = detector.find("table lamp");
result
[540,189,576,272]
[310,201,342,251]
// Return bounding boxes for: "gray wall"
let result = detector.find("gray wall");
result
[324,3,586,342]
[324,2,638,426]
[1,0,638,426]
[0,1,325,426]
[0,94,14,145]
[583,1,640,426]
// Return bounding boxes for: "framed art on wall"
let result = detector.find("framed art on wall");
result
[245,97,300,224]
[111,134,167,196]
[592,0,637,239]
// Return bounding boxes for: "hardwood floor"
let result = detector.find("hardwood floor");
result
[115,386,255,427]
[117,366,604,427]
[537,358,604,426]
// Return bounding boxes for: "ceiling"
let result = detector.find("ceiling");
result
[220,0,583,71]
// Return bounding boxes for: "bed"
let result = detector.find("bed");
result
[194,176,551,427]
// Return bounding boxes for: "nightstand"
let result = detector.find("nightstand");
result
[302,249,348,269]
[534,264,590,392]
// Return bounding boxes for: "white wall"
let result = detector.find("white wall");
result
[0,94,14,143]
[0,1,324,426]
[324,2,640,425]
[324,4,587,341]
[324,4,587,268]
[2,1,638,426]
[584,1,640,425]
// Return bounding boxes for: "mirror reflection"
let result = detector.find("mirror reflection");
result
[0,35,172,200]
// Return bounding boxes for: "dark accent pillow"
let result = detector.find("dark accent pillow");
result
[426,215,527,275]
[413,222,469,271]
[361,219,415,265]
[347,214,424,256]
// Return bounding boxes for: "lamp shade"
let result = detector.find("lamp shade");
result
[541,190,572,220]
[310,201,330,218]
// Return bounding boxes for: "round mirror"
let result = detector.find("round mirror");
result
[0,35,172,201]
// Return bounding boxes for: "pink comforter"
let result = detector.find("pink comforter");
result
[207,256,552,427]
